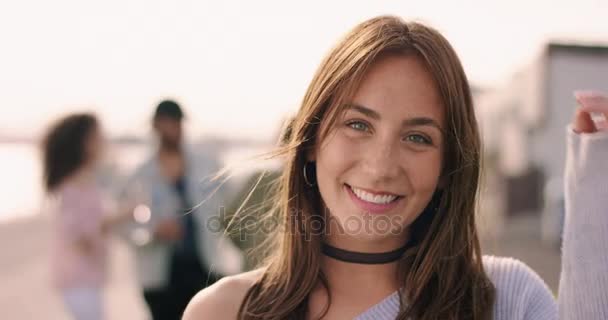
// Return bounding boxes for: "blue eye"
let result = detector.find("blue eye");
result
[405,134,432,145]
[347,121,369,132]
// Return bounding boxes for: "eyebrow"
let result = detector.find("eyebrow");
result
[345,103,444,133]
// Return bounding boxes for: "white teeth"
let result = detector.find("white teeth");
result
[350,186,398,204]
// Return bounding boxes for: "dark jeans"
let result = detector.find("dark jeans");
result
[143,254,220,320]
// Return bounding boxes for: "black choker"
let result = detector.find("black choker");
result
[321,243,409,265]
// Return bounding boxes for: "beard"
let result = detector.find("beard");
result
[160,135,181,151]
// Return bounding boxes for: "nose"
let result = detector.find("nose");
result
[361,136,402,184]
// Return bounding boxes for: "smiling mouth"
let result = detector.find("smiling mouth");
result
[345,184,403,205]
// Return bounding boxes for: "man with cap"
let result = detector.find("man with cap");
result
[119,100,242,320]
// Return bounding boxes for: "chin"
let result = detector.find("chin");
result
[325,209,410,242]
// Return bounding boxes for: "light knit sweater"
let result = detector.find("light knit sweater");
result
[355,128,608,319]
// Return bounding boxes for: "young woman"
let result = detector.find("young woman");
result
[184,16,608,319]
[43,113,132,320]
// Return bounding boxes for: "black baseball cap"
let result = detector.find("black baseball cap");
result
[154,100,185,120]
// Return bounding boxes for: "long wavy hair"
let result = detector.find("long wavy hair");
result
[236,15,495,320]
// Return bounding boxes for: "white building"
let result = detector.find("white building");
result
[477,42,608,244]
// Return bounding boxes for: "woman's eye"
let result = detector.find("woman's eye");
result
[346,121,369,132]
[404,134,432,145]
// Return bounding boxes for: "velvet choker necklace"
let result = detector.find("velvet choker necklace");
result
[321,242,409,264]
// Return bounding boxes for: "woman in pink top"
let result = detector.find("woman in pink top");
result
[42,113,130,320]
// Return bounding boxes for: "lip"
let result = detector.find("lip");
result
[345,184,403,214]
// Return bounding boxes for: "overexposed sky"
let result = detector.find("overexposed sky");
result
[1,0,606,140]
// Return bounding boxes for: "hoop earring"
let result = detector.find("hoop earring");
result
[303,162,316,187]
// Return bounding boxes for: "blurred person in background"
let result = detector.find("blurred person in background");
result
[118,100,242,320]
[43,113,133,320]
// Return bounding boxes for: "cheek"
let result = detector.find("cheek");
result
[86,135,101,154]
[316,131,362,175]
[315,134,358,204]
[406,152,443,191]
[398,152,442,223]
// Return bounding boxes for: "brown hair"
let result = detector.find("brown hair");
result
[41,113,98,192]
[237,15,495,320]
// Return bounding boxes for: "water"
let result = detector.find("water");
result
[0,143,44,221]
[0,142,276,222]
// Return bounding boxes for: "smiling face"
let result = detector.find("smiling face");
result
[312,54,445,250]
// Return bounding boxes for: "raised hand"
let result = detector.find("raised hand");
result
[154,218,183,242]
[572,91,608,133]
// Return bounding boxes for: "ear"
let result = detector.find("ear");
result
[304,135,318,162]
[306,149,316,162]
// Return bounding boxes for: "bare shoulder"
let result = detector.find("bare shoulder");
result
[182,269,264,320]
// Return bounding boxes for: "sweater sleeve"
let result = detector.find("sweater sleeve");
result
[558,127,608,319]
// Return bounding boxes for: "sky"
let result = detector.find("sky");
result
[0,0,606,141]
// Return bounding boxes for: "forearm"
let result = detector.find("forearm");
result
[101,208,135,233]
[558,128,608,319]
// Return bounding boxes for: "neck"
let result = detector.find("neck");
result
[320,231,410,298]
[160,142,181,153]
[324,214,411,252]
[66,165,96,187]
[321,253,400,298]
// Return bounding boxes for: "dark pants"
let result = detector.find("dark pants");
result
[143,254,220,320]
